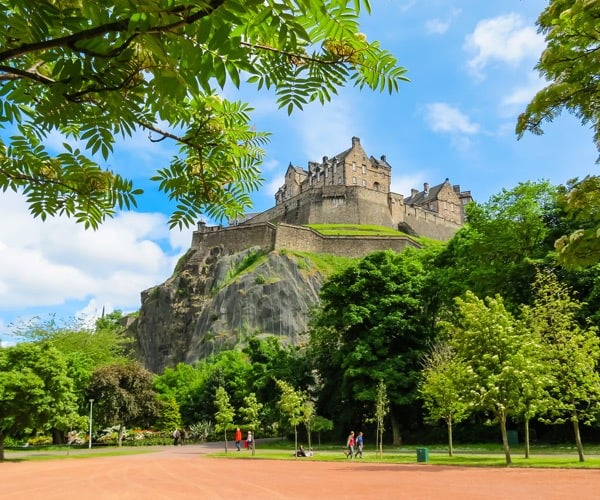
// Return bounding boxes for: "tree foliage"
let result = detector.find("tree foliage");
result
[0,0,407,229]
[86,362,159,445]
[524,271,600,462]
[517,0,600,158]
[275,378,304,455]
[442,292,540,466]
[238,392,262,455]
[309,249,434,444]
[0,343,76,461]
[419,341,470,457]
[214,385,235,452]
[554,176,600,269]
[432,181,557,312]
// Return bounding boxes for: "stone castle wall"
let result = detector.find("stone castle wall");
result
[246,184,461,241]
[192,222,421,258]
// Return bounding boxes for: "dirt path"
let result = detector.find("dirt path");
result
[1,444,598,499]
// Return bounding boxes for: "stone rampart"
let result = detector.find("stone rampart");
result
[401,205,460,240]
[192,222,421,258]
[192,223,277,254]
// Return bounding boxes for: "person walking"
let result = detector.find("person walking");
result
[344,431,355,459]
[235,427,242,451]
[172,429,180,446]
[355,431,364,458]
[246,430,253,452]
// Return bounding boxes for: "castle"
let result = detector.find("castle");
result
[192,137,472,258]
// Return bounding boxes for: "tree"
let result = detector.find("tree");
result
[442,292,537,466]
[309,249,434,445]
[0,343,77,461]
[419,342,471,457]
[524,271,600,462]
[155,396,182,433]
[371,379,389,459]
[238,392,262,456]
[214,386,235,453]
[517,1,600,159]
[0,1,407,229]
[86,362,159,446]
[275,379,304,457]
[243,335,314,429]
[432,181,558,313]
[312,416,333,446]
[301,399,315,451]
[553,176,600,269]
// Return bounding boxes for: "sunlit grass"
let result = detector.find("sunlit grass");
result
[209,443,600,469]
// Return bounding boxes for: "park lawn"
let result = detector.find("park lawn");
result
[3,447,158,462]
[209,444,600,469]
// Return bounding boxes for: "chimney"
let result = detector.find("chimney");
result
[352,136,360,146]
[453,184,461,194]
[380,154,386,162]
[424,182,430,192]
[411,188,418,196]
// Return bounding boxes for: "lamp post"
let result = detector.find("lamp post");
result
[88,399,95,449]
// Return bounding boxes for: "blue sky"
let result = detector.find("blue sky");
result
[1,0,597,345]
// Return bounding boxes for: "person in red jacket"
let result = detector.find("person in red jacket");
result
[235,428,242,451]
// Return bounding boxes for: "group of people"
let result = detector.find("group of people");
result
[234,427,254,451]
[344,431,364,459]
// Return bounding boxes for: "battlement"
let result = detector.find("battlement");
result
[192,222,421,259]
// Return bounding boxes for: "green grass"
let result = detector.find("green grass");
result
[3,447,157,463]
[280,249,358,276]
[306,223,412,237]
[209,442,600,469]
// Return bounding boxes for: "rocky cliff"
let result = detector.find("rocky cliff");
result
[126,245,326,373]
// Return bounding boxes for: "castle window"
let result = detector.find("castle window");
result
[352,177,357,185]
[352,162,356,172]
[338,177,343,185]
[325,168,328,178]
[333,163,337,174]
[362,164,366,174]
[362,179,366,187]
[374,182,380,191]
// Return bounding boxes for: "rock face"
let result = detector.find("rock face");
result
[126,245,324,373]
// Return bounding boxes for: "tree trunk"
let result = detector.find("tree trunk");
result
[524,418,530,459]
[390,411,401,446]
[446,417,453,457]
[294,425,298,459]
[499,415,512,466]
[52,428,66,445]
[572,417,585,462]
[0,432,5,462]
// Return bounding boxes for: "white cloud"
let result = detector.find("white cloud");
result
[391,172,430,198]
[464,13,545,79]
[424,102,480,135]
[0,191,188,313]
[425,18,451,35]
[501,75,547,110]
[292,98,358,161]
[266,174,286,197]
[425,9,460,35]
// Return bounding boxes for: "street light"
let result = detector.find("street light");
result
[88,399,95,449]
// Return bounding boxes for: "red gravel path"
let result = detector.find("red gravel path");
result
[1,445,598,499]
